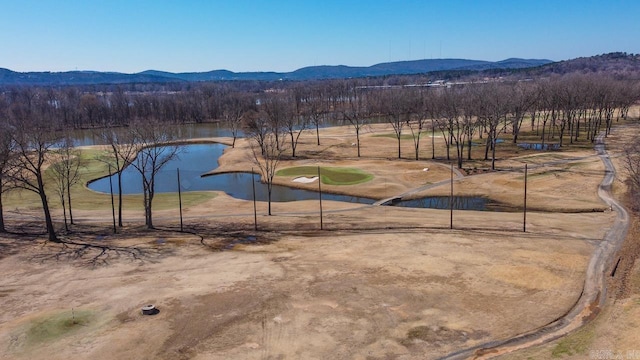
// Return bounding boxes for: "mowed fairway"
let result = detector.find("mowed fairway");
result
[0,121,624,359]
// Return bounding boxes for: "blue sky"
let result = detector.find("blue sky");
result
[0,0,638,73]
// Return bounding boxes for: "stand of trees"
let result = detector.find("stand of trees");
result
[624,139,640,211]
[127,119,180,229]
[3,90,62,242]
[0,72,638,239]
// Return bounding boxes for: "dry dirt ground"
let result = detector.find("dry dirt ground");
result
[0,119,635,360]
[493,122,640,360]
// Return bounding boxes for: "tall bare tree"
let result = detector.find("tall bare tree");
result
[250,129,287,216]
[0,113,14,233]
[128,120,181,229]
[7,89,61,242]
[407,88,432,160]
[305,84,330,146]
[243,109,270,156]
[262,93,288,151]
[509,82,537,144]
[338,80,369,157]
[477,83,511,170]
[285,92,308,158]
[376,88,414,159]
[50,136,82,231]
[623,137,640,211]
[99,127,137,227]
[222,92,252,148]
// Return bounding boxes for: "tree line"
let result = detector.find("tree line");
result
[0,73,638,240]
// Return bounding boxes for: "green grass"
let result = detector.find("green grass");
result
[551,326,595,358]
[24,310,95,345]
[276,166,373,185]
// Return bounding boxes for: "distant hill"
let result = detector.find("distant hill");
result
[0,58,552,86]
[526,52,640,77]
[0,68,172,86]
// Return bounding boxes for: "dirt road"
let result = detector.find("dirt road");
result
[441,133,630,359]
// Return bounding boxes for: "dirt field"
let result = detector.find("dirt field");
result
[491,122,640,360]
[0,120,633,359]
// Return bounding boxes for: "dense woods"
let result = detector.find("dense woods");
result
[0,69,639,238]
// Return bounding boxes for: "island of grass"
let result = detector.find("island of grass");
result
[24,310,96,346]
[276,166,373,185]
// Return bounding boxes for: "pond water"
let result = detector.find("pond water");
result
[87,143,375,204]
[517,142,560,150]
[389,196,489,210]
[86,141,505,210]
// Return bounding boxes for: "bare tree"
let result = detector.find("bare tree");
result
[376,88,414,159]
[99,127,137,227]
[509,82,537,144]
[407,88,432,160]
[477,83,511,170]
[433,88,458,161]
[460,86,481,161]
[0,114,14,233]
[249,129,287,216]
[261,93,288,151]
[222,92,252,148]
[110,86,132,126]
[7,89,61,242]
[306,84,330,146]
[285,92,308,158]
[243,109,270,156]
[338,80,369,157]
[128,120,181,229]
[623,137,640,211]
[50,136,82,231]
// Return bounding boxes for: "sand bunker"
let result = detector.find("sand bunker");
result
[293,176,319,183]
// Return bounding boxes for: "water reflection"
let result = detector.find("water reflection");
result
[390,196,489,210]
[517,143,560,150]
[87,143,375,204]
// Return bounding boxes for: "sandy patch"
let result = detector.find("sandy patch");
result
[292,176,318,183]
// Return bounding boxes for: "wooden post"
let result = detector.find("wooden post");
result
[108,165,116,234]
[318,166,323,230]
[177,168,183,232]
[524,163,528,232]
[252,168,258,231]
[450,163,453,230]
[431,119,436,159]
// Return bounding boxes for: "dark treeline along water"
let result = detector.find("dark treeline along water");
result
[71,122,236,146]
[88,143,375,204]
[70,116,388,147]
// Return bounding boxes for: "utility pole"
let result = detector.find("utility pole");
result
[177,168,183,232]
[318,166,323,230]
[523,164,528,232]
[108,165,116,234]
[252,168,258,231]
[450,163,453,229]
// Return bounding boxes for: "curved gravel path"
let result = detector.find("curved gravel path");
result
[440,133,630,359]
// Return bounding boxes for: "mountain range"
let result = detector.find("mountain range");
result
[0,58,552,86]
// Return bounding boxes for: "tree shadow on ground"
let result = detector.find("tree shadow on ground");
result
[26,223,176,267]
[179,223,280,251]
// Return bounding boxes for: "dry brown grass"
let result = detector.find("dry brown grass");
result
[0,118,637,360]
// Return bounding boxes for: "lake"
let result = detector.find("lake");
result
[87,143,376,204]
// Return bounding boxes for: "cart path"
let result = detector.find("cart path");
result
[439,132,630,360]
